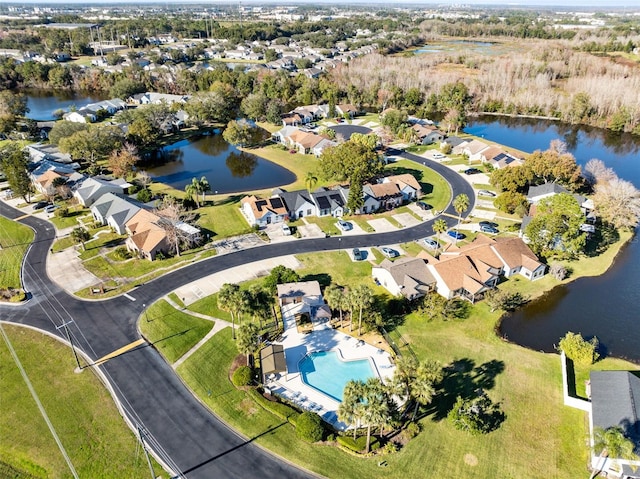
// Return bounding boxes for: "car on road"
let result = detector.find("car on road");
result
[336,219,353,231]
[480,224,499,234]
[32,201,50,210]
[352,248,363,261]
[422,238,439,249]
[447,230,466,240]
[477,189,496,197]
[464,168,481,175]
[380,247,399,258]
[417,201,432,211]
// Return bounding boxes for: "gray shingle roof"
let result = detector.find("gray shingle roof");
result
[590,371,640,454]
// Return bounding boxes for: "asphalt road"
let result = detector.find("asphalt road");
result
[0,153,474,479]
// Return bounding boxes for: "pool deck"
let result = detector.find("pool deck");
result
[264,301,396,430]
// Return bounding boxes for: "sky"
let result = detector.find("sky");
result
[9,0,640,6]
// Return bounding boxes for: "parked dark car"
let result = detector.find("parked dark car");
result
[447,230,466,240]
[32,201,50,210]
[464,168,481,175]
[352,248,363,261]
[417,201,432,211]
[479,221,498,229]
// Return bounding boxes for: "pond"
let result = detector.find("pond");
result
[144,134,296,194]
[23,90,109,121]
[465,116,640,364]
[413,40,527,57]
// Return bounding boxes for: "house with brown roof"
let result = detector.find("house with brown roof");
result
[381,174,422,201]
[481,147,524,169]
[372,257,436,300]
[363,182,403,210]
[335,104,358,118]
[125,209,168,261]
[453,139,490,162]
[426,235,545,301]
[411,123,445,145]
[241,195,288,227]
[427,253,500,303]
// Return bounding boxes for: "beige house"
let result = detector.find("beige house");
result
[372,257,436,300]
[125,209,168,261]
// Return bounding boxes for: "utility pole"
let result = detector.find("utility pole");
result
[56,320,82,371]
[137,424,156,479]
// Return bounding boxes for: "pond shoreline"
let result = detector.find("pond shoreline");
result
[495,230,638,365]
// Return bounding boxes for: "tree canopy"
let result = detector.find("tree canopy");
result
[319,140,383,183]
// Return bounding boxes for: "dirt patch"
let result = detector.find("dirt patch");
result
[464,453,478,466]
[238,398,258,416]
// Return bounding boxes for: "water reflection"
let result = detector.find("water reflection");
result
[144,133,295,193]
[467,116,640,364]
[226,151,258,178]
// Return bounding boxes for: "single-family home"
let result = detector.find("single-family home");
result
[456,139,490,162]
[73,177,126,207]
[32,169,81,197]
[427,253,500,303]
[275,189,317,220]
[372,257,436,300]
[125,209,168,261]
[311,138,337,157]
[63,110,96,123]
[281,112,304,127]
[291,107,315,124]
[311,187,347,217]
[381,174,422,201]
[26,143,73,165]
[335,104,358,118]
[481,146,524,169]
[90,192,143,234]
[240,195,288,227]
[588,371,640,479]
[411,123,445,145]
[363,182,403,210]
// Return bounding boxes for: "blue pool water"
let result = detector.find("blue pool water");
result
[299,351,375,402]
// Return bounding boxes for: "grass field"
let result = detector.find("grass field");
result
[138,299,214,364]
[0,217,34,290]
[0,325,164,478]
[168,233,638,479]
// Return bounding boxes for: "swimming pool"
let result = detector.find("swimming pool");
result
[299,350,376,402]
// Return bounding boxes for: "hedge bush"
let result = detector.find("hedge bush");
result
[295,412,324,443]
[231,366,253,386]
[337,435,380,453]
[247,389,299,424]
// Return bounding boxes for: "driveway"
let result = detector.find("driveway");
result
[367,218,398,232]
[393,212,421,228]
[297,223,325,238]
[337,220,366,236]
[47,247,102,293]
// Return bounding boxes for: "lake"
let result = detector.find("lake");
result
[466,116,640,364]
[24,90,108,121]
[144,134,297,194]
[414,40,527,57]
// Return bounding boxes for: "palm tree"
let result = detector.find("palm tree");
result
[185,177,201,208]
[351,284,374,336]
[236,322,260,362]
[390,355,418,401]
[410,360,442,421]
[432,218,448,249]
[218,283,242,340]
[338,380,365,440]
[199,176,211,205]
[70,227,90,251]
[453,193,470,243]
[361,377,390,453]
[305,171,318,193]
[324,284,344,327]
[590,426,639,479]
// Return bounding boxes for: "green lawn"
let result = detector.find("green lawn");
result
[48,207,90,230]
[196,201,253,239]
[0,217,34,290]
[138,300,214,364]
[387,160,451,211]
[0,325,164,478]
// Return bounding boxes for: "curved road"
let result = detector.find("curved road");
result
[0,152,474,479]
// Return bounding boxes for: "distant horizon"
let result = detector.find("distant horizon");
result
[5,0,640,9]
